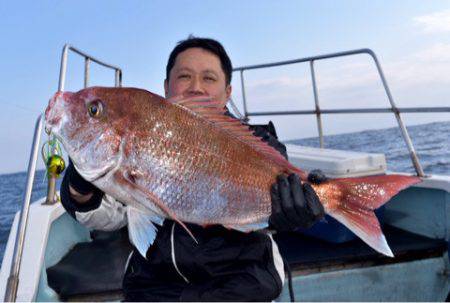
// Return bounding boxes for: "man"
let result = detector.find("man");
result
[60,37,324,301]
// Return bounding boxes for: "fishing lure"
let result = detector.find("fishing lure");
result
[42,135,66,178]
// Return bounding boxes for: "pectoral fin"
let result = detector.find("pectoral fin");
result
[127,207,164,258]
[115,169,198,245]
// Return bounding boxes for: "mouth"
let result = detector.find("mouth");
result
[45,100,60,135]
[45,122,55,135]
[45,91,74,134]
[44,115,62,137]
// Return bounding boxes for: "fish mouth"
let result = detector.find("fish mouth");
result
[45,91,74,134]
[45,121,58,135]
[44,109,62,135]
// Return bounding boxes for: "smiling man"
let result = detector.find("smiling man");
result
[60,37,324,301]
[165,46,232,103]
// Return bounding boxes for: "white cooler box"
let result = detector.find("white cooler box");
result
[285,144,387,178]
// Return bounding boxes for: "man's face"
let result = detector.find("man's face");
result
[165,47,232,108]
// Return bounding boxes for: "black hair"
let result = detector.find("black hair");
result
[166,36,232,85]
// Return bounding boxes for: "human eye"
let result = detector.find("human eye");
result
[177,73,191,80]
[204,75,217,82]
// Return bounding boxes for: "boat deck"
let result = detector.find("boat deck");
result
[276,225,447,275]
[45,225,447,301]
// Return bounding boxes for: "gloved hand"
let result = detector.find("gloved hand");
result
[269,172,325,231]
[307,169,329,184]
[65,159,99,195]
[250,123,288,159]
[251,125,272,142]
[60,159,104,216]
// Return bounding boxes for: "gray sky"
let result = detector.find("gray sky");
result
[1,1,449,174]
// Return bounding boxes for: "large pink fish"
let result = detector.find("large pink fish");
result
[45,87,421,257]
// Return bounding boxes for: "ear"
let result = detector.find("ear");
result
[164,79,169,98]
[226,84,232,100]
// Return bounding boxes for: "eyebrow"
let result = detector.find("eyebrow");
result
[203,69,219,75]
[175,67,219,75]
[175,67,193,73]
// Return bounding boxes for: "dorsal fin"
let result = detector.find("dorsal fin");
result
[170,95,307,179]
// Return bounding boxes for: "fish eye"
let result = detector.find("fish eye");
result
[87,100,103,118]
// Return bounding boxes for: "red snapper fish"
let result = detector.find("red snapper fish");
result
[45,87,421,257]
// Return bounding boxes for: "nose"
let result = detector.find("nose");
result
[187,76,205,96]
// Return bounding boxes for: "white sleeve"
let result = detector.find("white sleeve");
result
[75,194,128,231]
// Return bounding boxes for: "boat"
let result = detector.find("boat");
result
[0,45,448,301]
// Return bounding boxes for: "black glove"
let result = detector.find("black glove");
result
[60,160,104,217]
[269,173,325,231]
[250,123,288,159]
[307,169,329,184]
[65,159,100,195]
[251,124,273,141]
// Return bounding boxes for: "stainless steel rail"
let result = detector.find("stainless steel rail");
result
[4,45,123,302]
[58,44,122,91]
[245,107,450,116]
[4,116,43,302]
[233,48,450,177]
[47,44,123,205]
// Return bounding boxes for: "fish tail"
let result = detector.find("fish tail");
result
[322,174,421,257]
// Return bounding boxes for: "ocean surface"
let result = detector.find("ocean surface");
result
[0,121,449,264]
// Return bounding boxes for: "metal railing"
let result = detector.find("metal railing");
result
[58,44,122,91]
[4,44,122,302]
[233,48,450,178]
[46,45,122,204]
[3,116,43,302]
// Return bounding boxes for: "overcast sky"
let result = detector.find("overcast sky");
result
[0,1,449,174]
